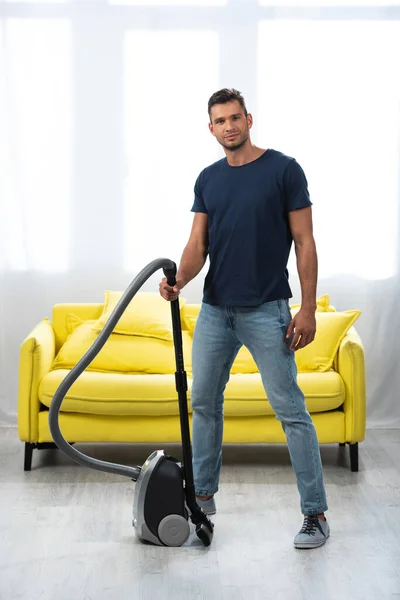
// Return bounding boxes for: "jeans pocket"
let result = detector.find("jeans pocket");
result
[281,298,293,325]
[279,299,295,348]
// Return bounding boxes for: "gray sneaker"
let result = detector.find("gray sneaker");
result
[294,515,330,549]
[196,496,216,515]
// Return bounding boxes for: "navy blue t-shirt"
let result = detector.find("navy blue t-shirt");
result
[191,148,312,306]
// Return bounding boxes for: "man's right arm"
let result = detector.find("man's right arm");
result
[160,212,208,301]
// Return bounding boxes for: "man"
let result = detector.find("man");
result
[159,88,329,549]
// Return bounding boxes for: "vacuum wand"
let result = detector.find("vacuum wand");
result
[162,268,198,514]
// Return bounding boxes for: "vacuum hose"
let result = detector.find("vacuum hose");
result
[48,258,177,482]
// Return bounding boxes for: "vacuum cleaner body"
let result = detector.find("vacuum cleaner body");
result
[133,449,190,546]
[48,258,214,548]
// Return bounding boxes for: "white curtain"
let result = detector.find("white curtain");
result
[1,0,400,428]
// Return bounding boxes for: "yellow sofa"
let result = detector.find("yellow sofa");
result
[18,293,366,472]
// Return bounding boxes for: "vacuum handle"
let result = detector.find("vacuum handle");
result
[163,262,184,373]
[163,264,177,287]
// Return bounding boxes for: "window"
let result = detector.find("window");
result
[258,19,400,279]
[123,30,219,271]
[259,0,400,6]
[4,0,67,3]
[0,19,71,271]
[110,0,225,5]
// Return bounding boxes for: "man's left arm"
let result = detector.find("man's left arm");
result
[286,206,318,351]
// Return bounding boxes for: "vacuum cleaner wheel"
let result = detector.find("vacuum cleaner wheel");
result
[157,514,190,547]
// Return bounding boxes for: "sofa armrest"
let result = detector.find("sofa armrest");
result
[337,328,366,442]
[18,318,55,443]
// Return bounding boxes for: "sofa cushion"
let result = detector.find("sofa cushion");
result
[224,371,344,415]
[40,370,189,416]
[52,315,193,374]
[92,291,185,341]
[39,369,344,417]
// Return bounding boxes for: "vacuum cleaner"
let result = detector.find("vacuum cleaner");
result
[48,258,214,548]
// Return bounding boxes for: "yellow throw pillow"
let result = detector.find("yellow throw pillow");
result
[295,310,361,372]
[290,294,336,315]
[229,297,338,374]
[53,314,192,374]
[181,303,201,335]
[67,313,94,335]
[92,291,186,341]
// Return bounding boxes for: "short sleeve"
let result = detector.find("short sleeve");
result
[191,170,208,214]
[283,159,313,212]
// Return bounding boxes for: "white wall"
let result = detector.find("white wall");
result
[1,0,400,428]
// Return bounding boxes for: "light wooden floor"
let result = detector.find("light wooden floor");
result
[1,428,400,600]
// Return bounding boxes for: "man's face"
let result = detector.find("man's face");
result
[209,100,252,151]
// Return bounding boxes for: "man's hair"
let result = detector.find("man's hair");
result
[207,88,248,121]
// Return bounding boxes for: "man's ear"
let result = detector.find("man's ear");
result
[208,122,216,137]
[247,113,253,130]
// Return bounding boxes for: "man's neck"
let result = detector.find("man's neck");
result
[225,143,266,167]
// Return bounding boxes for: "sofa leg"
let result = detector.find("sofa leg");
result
[339,443,346,447]
[24,443,36,471]
[24,442,60,471]
[349,443,359,472]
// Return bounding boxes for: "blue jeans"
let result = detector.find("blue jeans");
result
[190,299,328,515]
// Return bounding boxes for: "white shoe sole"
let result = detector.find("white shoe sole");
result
[294,538,328,549]
[294,530,330,549]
